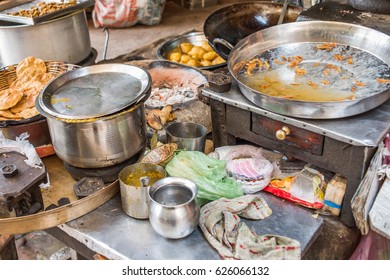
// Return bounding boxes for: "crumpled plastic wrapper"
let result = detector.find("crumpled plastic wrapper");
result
[209,145,275,193]
[0,131,50,189]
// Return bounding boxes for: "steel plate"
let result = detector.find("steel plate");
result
[38,64,151,119]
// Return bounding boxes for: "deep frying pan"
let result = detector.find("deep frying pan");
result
[228,21,390,119]
[203,1,303,60]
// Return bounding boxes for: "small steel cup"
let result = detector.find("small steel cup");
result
[166,122,207,152]
[118,163,166,219]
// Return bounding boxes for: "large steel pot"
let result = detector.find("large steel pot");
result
[0,10,91,65]
[36,64,151,168]
[228,21,390,119]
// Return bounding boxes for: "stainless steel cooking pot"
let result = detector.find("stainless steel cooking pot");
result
[0,10,91,65]
[228,21,390,119]
[36,64,152,168]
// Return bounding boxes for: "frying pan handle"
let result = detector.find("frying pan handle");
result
[212,38,234,60]
[102,27,110,61]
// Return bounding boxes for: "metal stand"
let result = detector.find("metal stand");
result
[204,83,390,227]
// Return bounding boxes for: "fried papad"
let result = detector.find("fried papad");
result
[0,88,24,110]
[16,57,47,83]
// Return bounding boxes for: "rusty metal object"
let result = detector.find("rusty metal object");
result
[208,73,232,93]
[73,177,104,199]
[63,150,142,184]
[0,151,47,217]
[1,164,18,178]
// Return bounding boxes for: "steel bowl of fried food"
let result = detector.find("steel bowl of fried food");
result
[157,32,226,70]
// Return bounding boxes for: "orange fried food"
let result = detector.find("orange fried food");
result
[334,54,345,61]
[147,109,163,130]
[19,107,39,119]
[245,58,264,76]
[274,59,286,65]
[376,78,390,83]
[321,80,331,85]
[354,80,366,87]
[16,56,47,83]
[288,56,303,68]
[323,69,329,76]
[307,81,318,88]
[0,109,22,120]
[159,105,173,124]
[326,64,342,73]
[264,61,270,71]
[295,66,306,75]
[316,42,337,51]
[0,89,24,110]
[259,83,271,89]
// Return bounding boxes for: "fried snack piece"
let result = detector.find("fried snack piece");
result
[146,105,174,130]
[376,78,390,83]
[10,96,28,113]
[16,56,47,83]
[19,107,39,119]
[0,109,22,120]
[0,88,24,110]
[159,105,173,124]
[147,109,163,130]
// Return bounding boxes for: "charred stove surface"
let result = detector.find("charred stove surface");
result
[0,151,47,217]
[64,150,143,184]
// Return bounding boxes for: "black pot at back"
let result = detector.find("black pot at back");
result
[203,1,303,60]
[349,0,390,14]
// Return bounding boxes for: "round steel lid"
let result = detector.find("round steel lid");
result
[37,64,151,119]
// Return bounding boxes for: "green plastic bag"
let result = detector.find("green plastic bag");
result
[165,151,243,202]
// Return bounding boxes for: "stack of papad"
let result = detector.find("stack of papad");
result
[0,57,56,121]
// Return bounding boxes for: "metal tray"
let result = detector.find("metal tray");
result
[0,0,94,25]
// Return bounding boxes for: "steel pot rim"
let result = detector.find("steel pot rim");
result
[148,177,198,209]
[37,64,152,120]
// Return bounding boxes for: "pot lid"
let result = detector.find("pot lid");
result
[37,64,151,119]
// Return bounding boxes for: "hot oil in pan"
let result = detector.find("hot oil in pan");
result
[238,42,390,102]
